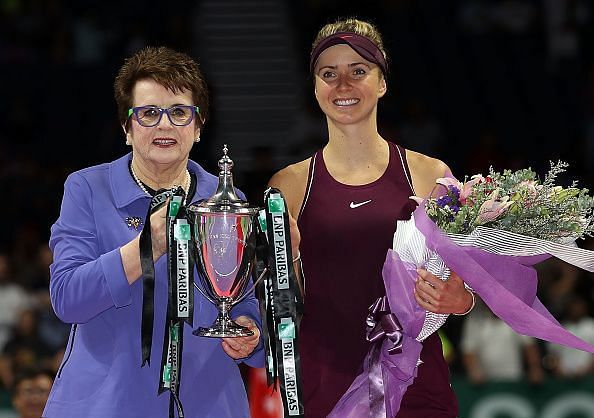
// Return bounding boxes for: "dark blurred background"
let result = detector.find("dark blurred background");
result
[1,1,594,417]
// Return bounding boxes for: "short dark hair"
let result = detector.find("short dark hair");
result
[113,46,209,130]
[11,367,55,397]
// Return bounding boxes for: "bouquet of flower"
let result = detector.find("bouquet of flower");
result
[423,161,594,242]
[330,162,594,418]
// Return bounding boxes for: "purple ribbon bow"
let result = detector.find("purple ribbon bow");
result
[329,265,424,418]
[366,296,403,355]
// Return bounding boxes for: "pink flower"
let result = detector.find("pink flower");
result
[460,175,485,204]
[436,177,462,189]
[476,190,513,225]
[518,180,538,198]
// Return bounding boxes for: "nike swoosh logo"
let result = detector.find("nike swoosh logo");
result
[349,199,372,209]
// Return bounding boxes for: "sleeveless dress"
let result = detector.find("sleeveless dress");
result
[297,142,458,417]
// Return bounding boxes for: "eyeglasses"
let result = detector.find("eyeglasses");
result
[127,105,200,127]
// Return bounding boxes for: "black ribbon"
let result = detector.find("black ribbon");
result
[139,187,190,418]
[158,320,185,418]
[255,227,278,387]
[256,188,305,417]
[168,204,194,327]
[139,189,173,366]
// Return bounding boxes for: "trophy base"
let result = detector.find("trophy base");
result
[193,297,254,338]
[193,321,254,338]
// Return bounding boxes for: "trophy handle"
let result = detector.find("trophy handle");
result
[193,281,216,304]
[232,267,268,306]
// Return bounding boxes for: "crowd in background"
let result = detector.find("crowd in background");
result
[1,0,594,414]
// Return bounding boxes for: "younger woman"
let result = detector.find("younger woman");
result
[269,18,474,417]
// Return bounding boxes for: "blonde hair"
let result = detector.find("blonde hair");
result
[311,18,387,62]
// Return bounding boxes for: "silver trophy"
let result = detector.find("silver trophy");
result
[188,145,260,337]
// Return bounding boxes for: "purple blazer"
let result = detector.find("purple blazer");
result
[43,153,263,418]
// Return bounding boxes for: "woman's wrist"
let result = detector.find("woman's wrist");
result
[292,251,301,263]
[121,235,142,284]
[453,288,475,316]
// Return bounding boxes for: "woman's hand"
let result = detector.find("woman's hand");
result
[414,269,473,314]
[120,200,169,284]
[221,316,261,359]
[149,202,169,261]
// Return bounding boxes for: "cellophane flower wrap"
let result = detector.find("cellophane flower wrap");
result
[330,162,594,418]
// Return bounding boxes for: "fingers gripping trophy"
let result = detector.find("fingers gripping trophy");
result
[188,145,260,337]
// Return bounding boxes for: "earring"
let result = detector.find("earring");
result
[125,134,132,146]
[194,137,201,143]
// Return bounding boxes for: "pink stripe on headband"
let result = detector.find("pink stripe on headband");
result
[309,32,387,76]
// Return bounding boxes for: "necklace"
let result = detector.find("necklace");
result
[131,163,191,204]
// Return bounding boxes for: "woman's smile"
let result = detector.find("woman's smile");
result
[333,98,360,106]
[151,137,178,147]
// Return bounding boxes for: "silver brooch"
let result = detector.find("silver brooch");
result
[125,216,143,230]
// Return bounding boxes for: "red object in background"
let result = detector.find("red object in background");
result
[248,367,283,418]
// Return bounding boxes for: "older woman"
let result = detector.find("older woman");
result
[269,18,474,417]
[43,46,263,418]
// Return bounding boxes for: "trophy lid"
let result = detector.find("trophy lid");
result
[190,145,259,214]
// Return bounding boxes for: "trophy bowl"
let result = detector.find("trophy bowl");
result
[187,145,260,338]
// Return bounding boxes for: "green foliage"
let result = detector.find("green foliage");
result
[423,161,594,242]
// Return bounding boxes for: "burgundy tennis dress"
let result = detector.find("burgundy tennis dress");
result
[297,142,458,417]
